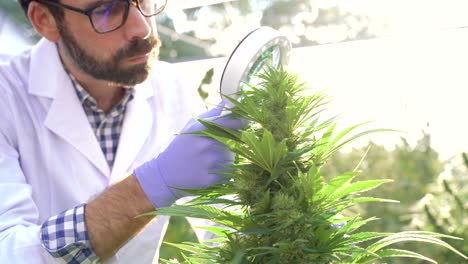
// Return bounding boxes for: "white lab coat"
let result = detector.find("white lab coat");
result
[0,39,203,263]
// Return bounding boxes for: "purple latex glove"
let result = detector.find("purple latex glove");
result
[134,103,244,208]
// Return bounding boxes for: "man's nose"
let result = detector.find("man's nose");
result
[123,4,152,40]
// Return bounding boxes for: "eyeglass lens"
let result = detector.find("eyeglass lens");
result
[90,0,166,33]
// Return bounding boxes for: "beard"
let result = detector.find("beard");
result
[58,24,160,87]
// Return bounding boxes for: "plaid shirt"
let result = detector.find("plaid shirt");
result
[40,77,134,263]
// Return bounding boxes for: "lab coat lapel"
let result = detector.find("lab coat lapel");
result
[109,80,154,184]
[44,81,111,177]
[30,39,110,177]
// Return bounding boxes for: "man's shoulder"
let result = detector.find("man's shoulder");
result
[0,53,14,63]
[0,39,58,92]
[0,44,33,64]
[0,48,33,85]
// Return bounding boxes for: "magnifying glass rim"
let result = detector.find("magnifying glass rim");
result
[220,27,291,106]
[219,27,262,103]
[219,27,260,93]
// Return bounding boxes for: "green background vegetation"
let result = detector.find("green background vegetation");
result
[1,0,382,62]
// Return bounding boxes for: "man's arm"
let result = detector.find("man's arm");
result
[84,175,155,261]
[1,103,244,263]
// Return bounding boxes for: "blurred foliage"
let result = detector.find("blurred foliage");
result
[322,132,444,232]
[260,0,377,45]
[157,14,211,61]
[197,68,214,104]
[158,0,379,60]
[0,1,29,27]
[406,152,467,263]
[320,132,447,263]
[160,216,199,261]
[0,0,38,40]
[1,0,383,61]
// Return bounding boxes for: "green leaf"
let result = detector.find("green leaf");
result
[328,216,360,243]
[238,129,288,173]
[332,232,392,248]
[320,172,358,197]
[328,179,393,201]
[358,232,468,261]
[347,197,400,204]
[193,117,242,142]
[298,163,324,200]
[328,122,371,149]
[323,128,399,160]
[357,248,437,264]
[312,122,337,158]
[346,216,380,232]
[141,205,243,228]
[163,241,208,254]
[187,198,241,206]
[353,145,371,172]
[192,226,233,238]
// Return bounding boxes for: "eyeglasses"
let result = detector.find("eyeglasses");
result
[35,0,167,34]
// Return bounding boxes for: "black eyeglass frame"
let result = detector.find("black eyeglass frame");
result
[34,0,166,34]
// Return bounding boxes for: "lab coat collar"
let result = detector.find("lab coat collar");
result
[29,38,68,98]
[29,38,155,180]
[110,79,154,183]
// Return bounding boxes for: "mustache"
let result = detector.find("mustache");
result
[113,36,160,62]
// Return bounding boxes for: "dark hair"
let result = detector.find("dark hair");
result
[19,0,64,21]
[18,0,30,15]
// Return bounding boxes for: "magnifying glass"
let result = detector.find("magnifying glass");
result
[220,27,292,107]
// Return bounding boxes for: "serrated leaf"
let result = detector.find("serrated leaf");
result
[298,163,324,200]
[328,179,393,201]
[192,225,233,238]
[332,232,392,248]
[357,248,437,264]
[141,205,243,228]
[320,172,358,197]
[238,129,287,173]
[348,197,400,204]
[194,118,243,142]
[323,128,400,160]
[360,232,468,261]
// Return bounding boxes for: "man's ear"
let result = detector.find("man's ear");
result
[28,1,61,42]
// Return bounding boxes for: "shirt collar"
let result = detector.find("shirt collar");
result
[69,75,135,113]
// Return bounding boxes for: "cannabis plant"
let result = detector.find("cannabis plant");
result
[146,67,467,263]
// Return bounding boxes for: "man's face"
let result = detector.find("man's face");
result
[56,0,161,87]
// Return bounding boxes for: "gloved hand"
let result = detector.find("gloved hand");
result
[134,103,244,209]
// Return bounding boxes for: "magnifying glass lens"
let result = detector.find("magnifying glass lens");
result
[243,45,282,90]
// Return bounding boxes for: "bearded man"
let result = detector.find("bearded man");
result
[0,0,243,263]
